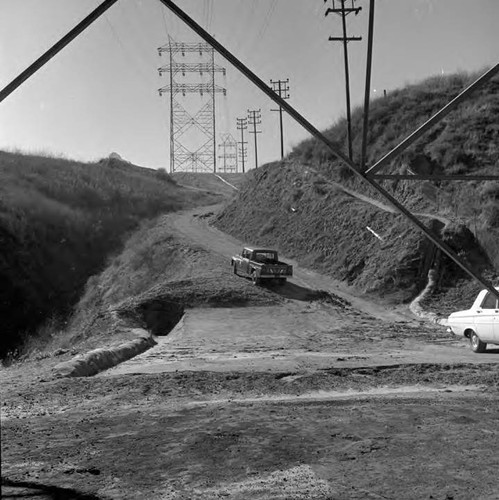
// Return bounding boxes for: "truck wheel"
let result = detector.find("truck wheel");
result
[252,273,260,286]
[470,331,487,353]
[233,264,238,275]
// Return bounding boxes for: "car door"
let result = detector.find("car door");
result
[491,295,499,344]
[240,249,250,275]
[474,292,497,342]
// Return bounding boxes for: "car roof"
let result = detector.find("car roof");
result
[244,247,277,253]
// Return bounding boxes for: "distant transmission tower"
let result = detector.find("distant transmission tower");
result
[247,109,262,169]
[270,78,290,159]
[236,117,248,173]
[324,0,362,161]
[158,38,226,173]
[218,133,238,173]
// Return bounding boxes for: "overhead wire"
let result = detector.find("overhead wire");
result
[228,0,279,90]
[256,0,278,41]
[207,0,215,33]
[161,2,170,39]
[104,14,153,87]
[202,0,208,28]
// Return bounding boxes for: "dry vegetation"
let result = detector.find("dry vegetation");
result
[215,70,499,309]
[290,70,499,267]
[0,151,220,359]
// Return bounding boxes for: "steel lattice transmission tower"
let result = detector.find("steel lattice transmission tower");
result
[158,38,226,173]
[218,133,238,173]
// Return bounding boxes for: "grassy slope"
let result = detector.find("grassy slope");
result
[292,70,499,268]
[0,151,220,358]
[215,71,499,309]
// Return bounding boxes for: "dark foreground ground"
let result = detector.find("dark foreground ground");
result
[2,366,499,499]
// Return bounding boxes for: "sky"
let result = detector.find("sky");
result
[0,0,498,171]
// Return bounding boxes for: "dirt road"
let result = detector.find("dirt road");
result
[3,204,499,500]
[173,205,418,321]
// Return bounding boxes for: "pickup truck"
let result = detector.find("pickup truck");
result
[231,247,293,285]
[447,288,499,352]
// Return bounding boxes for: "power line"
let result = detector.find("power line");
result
[104,15,152,86]
[161,4,169,36]
[257,0,278,41]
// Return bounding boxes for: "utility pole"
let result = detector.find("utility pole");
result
[247,109,262,169]
[236,117,248,173]
[324,0,362,161]
[270,78,290,160]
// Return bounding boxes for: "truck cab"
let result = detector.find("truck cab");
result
[231,247,292,285]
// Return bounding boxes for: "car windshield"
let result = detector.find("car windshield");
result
[254,251,277,263]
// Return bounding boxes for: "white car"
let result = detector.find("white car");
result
[447,288,499,353]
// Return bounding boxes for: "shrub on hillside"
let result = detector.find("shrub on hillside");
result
[483,201,499,227]
[0,150,214,359]
[155,167,175,183]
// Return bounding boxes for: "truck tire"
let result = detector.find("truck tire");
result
[470,331,487,353]
[233,263,238,275]
[252,273,261,286]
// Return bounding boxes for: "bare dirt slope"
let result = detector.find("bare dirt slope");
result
[214,162,492,308]
[3,200,499,500]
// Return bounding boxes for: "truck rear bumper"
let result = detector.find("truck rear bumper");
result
[259,274,291,279]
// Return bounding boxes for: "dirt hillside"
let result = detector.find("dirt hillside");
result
[215,71,499,308]
[215,163,490,306]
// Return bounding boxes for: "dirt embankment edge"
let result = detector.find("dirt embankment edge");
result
[52,328,156,378]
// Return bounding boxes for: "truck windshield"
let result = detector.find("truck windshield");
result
[254,252,277,263]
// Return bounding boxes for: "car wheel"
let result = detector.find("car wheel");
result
[470,331,487,353]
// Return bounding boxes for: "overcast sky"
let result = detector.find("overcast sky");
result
[0,0,498,170]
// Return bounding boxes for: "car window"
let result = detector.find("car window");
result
[254,252,277,262]
[481,292,497,310]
